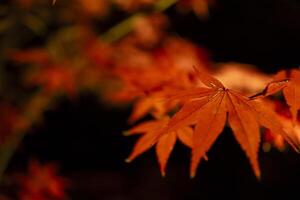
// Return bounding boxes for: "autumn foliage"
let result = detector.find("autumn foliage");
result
[0,0,300,198]
[126,67,300,178]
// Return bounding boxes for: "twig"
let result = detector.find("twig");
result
[101,0,178,43]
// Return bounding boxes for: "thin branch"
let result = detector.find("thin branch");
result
[101,0,178,43]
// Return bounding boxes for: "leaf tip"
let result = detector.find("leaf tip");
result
[255,172,262,181]
[293,145,300,153]
[122,131,131,136]
[189,171,196,179]
[189,164,197,178]
[128,114,139,125]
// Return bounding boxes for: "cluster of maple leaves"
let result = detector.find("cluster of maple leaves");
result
[125,67,300,178]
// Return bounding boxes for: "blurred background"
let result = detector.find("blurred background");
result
[1,0,300,199]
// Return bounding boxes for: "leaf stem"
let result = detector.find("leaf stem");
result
[0,132,25,181]
[0,93,52,182]
[101,0,178,43]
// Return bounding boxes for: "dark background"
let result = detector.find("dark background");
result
[7,0,300,199]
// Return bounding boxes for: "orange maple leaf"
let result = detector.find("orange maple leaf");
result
[128,87,184,123]
[125,117,193,176]
[128,94,166,123]
[127,67,300,179]
[271,69,300,125]
[18,160,69,200]
[165,67,300,178]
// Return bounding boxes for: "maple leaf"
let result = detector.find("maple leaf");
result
[110,51,203,121]
[128,87,184,123]
[125,117,193,176]
[10,49,76,96]
[128,94,167,123]
[28,65,76,96]
[163,67,300,178]
[132,14,168,47]
[249,69,300,124]
[270,69,300,125]
[18,160,69,200]
[262,100,300,152]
